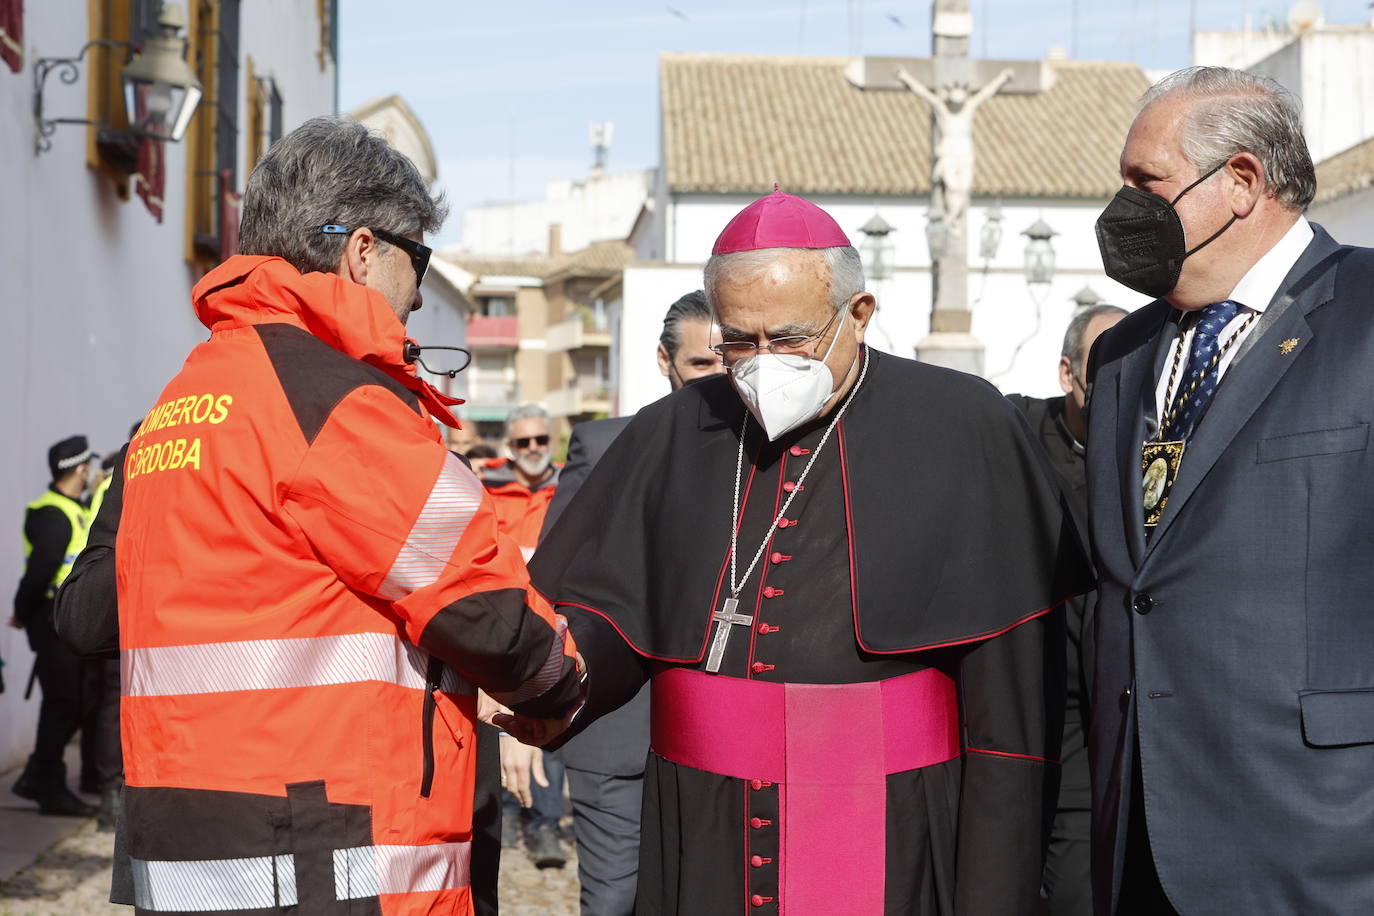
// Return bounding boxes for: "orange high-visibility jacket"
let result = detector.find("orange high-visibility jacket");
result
[480,460,559,553]
[116,256,580,916]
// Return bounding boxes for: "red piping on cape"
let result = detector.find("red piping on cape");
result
[838,423,862,646]
[837,419,1092,654]
[967,746,1061,765]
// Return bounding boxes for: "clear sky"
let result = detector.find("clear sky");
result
[338,0,1373,250]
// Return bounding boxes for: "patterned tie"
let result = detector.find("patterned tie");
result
[1162,299,1242,441]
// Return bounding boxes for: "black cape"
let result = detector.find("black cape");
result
[531,348,1090,660]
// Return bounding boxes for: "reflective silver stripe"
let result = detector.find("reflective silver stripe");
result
[379,452,484,600]
[490,616,569,706]
[333,841,472,898]
[123,632,472,697]
[131,854,296,911]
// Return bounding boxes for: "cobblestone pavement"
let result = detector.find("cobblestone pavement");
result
[0,821,580,916]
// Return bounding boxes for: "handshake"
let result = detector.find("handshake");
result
[478,651,587,807]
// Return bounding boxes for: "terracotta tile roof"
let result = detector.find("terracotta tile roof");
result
[441,239,635,284]
[661,54,1149,199]
[1314,134,1374,204]
[546,240,635,279]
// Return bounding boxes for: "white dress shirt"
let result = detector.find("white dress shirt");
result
[1154,217,1314,424]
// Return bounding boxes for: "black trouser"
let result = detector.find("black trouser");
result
[83,657,123,788]
[471,722,502,916]
[25,614,98,776]
[1117,744,1179,916]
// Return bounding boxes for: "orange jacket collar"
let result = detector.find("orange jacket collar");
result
[193,255,463,428]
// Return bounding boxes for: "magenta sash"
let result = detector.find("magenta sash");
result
[650,667,960,915]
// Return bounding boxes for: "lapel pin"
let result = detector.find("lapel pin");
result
[1279,338,1300,355]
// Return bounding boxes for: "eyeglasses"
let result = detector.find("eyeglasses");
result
[320,224,432,287]
[710,307,843,365]
[510,435,550,449]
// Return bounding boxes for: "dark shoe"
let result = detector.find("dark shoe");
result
[11,767,40,802]
[97,784,121,832]
[501,809,523,848]
[38,784,98,818]
[526,822,566,869]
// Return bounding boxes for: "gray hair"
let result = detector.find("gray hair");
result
[238,117,448,274]
[703,246,866,314]
[505,403,550,436]
[1140,66,1316,211]
[1062,304,1128,370]
[659,290,713,358]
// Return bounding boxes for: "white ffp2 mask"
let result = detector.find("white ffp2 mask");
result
[729,310,850,441]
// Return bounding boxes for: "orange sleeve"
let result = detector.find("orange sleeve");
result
[283,385,579,717]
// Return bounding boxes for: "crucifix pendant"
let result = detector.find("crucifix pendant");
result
[705,597,754,673]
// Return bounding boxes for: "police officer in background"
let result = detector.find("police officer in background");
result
[8,435,101,817]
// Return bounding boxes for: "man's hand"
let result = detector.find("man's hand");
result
[7,615,23,630]
[491,651,588,748]
[477,689,512,726]
[498,734,547,808]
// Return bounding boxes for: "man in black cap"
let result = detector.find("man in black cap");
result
[7,435,101,816]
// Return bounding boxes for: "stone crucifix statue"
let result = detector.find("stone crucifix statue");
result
[896,67,1013,236]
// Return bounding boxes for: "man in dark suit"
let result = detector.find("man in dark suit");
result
[1086,65,1374,913]
[537,289,722,916]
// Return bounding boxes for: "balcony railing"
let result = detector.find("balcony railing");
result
[467,315,519,348]
[548,317,612,353]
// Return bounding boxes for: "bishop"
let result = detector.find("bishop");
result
[525,191,1090,915]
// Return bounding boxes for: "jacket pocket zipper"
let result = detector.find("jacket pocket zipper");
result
[420,656,443,798]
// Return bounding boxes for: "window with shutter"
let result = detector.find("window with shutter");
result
[183,0,240,268]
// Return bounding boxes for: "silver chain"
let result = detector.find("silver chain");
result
[728,347,871,599]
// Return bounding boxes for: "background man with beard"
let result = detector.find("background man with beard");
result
[482,402,569,867]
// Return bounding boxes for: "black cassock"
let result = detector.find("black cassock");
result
[531,348,1090,915]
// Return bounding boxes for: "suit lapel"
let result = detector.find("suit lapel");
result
[1142,230,1344,558]
[1115,307,1177,567]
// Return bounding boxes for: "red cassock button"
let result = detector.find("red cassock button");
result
[770,552,791,564]
[789,445,809,457]
[750,817,763,828]
[751,855,765,867]
[751,894,774,906]
[762,587,784,599]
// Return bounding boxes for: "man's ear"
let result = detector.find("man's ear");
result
[1225,152,1265,218]
[849,293,877,344]
[1058,355,1076,396]
[337,227,379,284]
[656,343,672,378]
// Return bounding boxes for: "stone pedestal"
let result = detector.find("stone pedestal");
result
[915,331,985,376]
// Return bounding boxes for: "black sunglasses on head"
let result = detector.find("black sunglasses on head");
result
[510,435,550,449]
[321,224,431,286]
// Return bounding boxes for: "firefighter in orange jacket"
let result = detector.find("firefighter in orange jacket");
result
[480,404,560,560]
[116,118,581,916]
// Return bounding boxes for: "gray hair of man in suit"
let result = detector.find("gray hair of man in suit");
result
[1124,66,1316,310]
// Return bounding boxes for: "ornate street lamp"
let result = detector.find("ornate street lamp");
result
[858,212,896,283]
[1072,284,1104,310]
[33,2,202,155]
[1022,217,1058,296]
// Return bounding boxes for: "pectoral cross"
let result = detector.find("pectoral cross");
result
[705,597,754,673]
